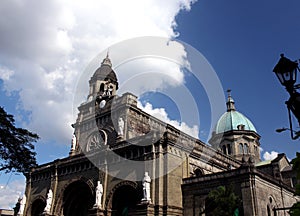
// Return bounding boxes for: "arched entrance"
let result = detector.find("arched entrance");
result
[111,185,139,216]
[63,181,94,216]
[31,199,45,216]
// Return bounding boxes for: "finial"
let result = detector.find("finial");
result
[227,89,231,97]
[101,50,112,67]
[226,89,235,111]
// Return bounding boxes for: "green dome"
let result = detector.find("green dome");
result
[215,110,257,134]
[215,92,256,134]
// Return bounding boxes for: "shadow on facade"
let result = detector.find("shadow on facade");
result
[31,199,45,216]
[111,184,140,216]
[63,181,94,216]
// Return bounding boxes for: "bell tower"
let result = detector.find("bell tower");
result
[70,54,119,155]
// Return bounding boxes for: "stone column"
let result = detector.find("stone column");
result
[23,172,32,215]
[131,203,155,216]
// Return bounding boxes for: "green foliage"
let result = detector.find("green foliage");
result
[290,152,300,216]
[291,152,300,181]
[296,184,300,197]
[290,202,300,216]
[203,185,241,216]
[0,106,38,174]
[13,199,20,216]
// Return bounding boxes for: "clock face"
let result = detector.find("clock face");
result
[86,131,107,152]
[88,95,93,102]
[99,100,106,108]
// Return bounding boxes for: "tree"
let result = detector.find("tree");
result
[0,106,38,174]
[289,152,300,216]
[13,198,21,216]
[202,185,241,216]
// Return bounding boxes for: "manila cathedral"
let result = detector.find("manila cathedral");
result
[20,55,299,216]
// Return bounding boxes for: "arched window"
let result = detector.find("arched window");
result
[222,145,227,155]
[227,144,232,155]
[239,143,243,154]
[292,177,297,188]
[100,83,105,93]
[244,144,249,154]
[268,196,277,216]
[194,168,203,177]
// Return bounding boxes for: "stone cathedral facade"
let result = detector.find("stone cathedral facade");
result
[22,56,298,216]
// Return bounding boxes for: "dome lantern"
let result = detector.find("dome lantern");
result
[226,89,236,111]
[101,51,112,67]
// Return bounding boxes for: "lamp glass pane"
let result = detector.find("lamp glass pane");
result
[276,73,285,85]
[283,72,291,82]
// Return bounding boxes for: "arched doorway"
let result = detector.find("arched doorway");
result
[63,181,94,216]
[31,199,45,216]
[111,185,139,216]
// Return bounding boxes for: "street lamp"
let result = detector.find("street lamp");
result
[276,127,300,140]
[273,54,300,140]
[273,54,298,93]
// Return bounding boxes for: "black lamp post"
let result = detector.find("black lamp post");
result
[273,54,300,140]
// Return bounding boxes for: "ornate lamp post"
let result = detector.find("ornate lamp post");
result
[273,54,300,139]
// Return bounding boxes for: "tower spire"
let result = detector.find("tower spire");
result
[226,89,236,111]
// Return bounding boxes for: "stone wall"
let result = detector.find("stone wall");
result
[182,163,298,216]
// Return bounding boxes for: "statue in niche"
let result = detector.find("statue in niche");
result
[118,117,124,136]
[18,194,26,215]
[44,189,53,213]
[108,84,113,96]
[94,181,103,208]
[99,81,114,98]
[71,134,76,151]
[142,172,151,202]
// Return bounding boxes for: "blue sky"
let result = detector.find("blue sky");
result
[176,0,300,159]
[0,0,300,208]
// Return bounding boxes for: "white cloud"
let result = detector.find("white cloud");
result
[0,178,25,209]
[0,66,14,81]
[117,55,186,96]
[0,0,197,145]
[138,101,199,138]
[263,151,279,161]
